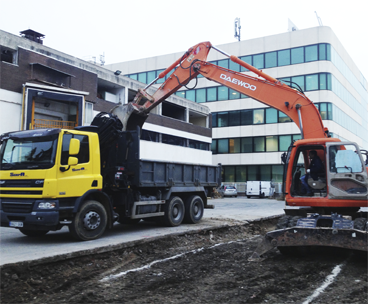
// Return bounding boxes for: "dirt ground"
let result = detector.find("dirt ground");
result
[1,219,367,304]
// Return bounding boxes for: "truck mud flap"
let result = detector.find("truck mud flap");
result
[249,227,368,261]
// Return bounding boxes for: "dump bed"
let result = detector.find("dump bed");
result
[137,160,221,188]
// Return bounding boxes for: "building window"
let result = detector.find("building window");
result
[266,135,278,152]
[212,113,218,128]
[236,166,247,182]
[240,55,252,72]
[265,51,277,69]
[278,49,290,66]
[266,108,278,124]
[224,166,235,182]
[279,135,292,151]
[229,138,241,153]
[305,45,318,62]
[241,137,253,153]
[218,87,229,100]
[218,112,228,127]
[254,137,265,152]
[186,90,195,102]
[291,75,305,91]
[218,59,229,69]
[207,87,217,102]
[291,47,304,64]
[253,109,264,124]
[138,72,147,83]
[141,130,159,142]
[229,59,240,72]
[306,74,318,91]
[241,109,253,125]
[278,111,292,123]
[229,89,240,100]
[196,88,206,103]
[156,69,165,84]
[162,134,186,146]
[218,139,229,154]
[260,165,272,181]
[229,111,241,126]
[253,54,264,69]
[147,71,156,83]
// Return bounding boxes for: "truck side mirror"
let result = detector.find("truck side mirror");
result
[68,156,78,166]
[69,138,80,155]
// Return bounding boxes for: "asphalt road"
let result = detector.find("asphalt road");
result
[0,197,285,266]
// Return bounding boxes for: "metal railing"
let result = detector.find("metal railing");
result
[33,119,76,129]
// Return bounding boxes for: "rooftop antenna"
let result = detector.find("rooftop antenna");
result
[234,17,241,41]
[315,11,323,26]
[100,52,105,66]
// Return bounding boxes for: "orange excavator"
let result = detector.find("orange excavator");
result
[125,41,367,256]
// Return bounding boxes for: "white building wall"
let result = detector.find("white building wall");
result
[0,89,22,134]
[140,141,212,165]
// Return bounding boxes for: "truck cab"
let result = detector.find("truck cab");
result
[0,128,106,237]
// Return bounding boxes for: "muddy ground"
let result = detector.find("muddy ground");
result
[1,219,367,304]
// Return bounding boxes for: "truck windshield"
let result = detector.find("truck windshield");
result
[0,135,58,170]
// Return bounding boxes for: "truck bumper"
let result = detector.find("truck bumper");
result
[0,199,60,230]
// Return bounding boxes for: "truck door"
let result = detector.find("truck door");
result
[56,132,95,197]
[326,142,368,201]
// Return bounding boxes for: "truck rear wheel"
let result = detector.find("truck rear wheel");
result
[163,196,184,227]
[19,229,49,237]
[184,195,204,224]
[69,200,107,241]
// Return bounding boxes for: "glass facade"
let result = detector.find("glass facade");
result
[171,73,331,103]
[126,43,331,85]
[212,134,302,154]
[212,102,332,128]
[223,164,284,182]
[141,130,209,151]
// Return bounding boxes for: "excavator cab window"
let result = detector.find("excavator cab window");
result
[326,142,368,200]
[290,146,326,196]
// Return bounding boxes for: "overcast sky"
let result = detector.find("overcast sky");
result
[1,0,367,79]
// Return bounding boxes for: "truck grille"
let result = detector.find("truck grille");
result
[0,179,44,188]
[2,202,34,213]
[0,190,43,195]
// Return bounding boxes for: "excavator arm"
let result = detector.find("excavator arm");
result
[129,41,328,139]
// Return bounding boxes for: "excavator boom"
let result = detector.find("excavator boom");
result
[130,42,327,139]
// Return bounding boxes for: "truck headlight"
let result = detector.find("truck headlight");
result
[38,202,56,209]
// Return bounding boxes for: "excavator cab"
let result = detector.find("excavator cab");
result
[289,144,327,197]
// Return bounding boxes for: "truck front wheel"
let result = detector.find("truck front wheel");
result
[69,200,107,241]
[184,195,204,224]
[163,196,184,227]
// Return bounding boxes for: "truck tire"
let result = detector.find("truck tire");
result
[184,195,204,224]
[69,200,107,241]
[19,229,49,237]
[163,196,184,227]
[353,218,367,231]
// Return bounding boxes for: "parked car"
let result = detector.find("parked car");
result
[218,185,238,197]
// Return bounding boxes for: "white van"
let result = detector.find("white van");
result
[246,181,275,198]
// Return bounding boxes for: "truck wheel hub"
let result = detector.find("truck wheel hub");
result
[83,211,101,230]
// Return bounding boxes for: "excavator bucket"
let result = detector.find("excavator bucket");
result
[249,214,368,261]
[110,102,149,132]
